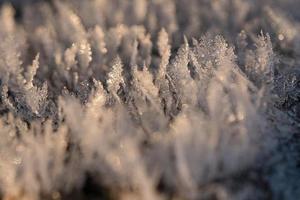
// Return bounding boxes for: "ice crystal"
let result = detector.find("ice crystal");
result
[0,1,299,200]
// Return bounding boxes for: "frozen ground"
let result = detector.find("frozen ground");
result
[0,0,300,200]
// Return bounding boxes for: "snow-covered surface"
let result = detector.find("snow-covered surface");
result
[0,1,299,199]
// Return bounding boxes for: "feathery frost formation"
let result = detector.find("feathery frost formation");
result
[0,0,299,199]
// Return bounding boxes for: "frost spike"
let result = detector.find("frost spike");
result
[107,56,124,98]
[157,28,171,78]
[88,79,107,110]
[25,53,40,89]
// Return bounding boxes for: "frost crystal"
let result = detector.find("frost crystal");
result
[0,1,299,200]
[107,56,124,98]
